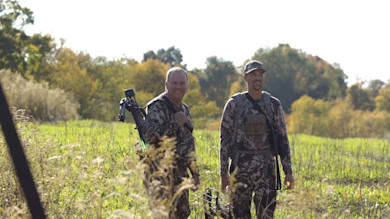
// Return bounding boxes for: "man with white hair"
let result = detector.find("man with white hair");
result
[142,67,200,218]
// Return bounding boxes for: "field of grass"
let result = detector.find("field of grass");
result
[1,119,389,218]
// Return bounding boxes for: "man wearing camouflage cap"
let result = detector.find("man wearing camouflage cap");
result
[220,60,294,218]
[142,67,200,218]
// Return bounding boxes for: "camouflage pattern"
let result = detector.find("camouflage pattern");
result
[220,91,292,218]
[142,92,199,218]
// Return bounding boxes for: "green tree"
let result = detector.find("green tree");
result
[347,83,371,111]
[142,46,184,67]
[196,56,238,108]
[0,0,54,78]
[367,79,385,98]
[84,56,138,120]
[143,50,157,61]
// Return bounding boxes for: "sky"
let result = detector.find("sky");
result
[19,0,390,86]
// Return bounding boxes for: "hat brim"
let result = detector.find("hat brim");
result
[244,68,266,75]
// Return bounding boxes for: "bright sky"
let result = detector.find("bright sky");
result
[19,0,390,86]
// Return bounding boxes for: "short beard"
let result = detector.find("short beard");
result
[253,84,262,91]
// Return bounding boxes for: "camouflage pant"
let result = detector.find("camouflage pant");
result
[171,164,191,218]
[171,189,190,218]
[143,159,191,219]
[230,151,277,219]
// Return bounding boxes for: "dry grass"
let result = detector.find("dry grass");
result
[1,118,389,218]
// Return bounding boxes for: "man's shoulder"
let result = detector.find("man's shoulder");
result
[147,93,166,107]
[224,92,247,112]
[262,91,281,106]
[146,94,173,115]
[230,92,247,103]
[231,92,246,98]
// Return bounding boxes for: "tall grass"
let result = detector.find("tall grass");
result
[1,119,389,218]
[280,134,390,218]
[0,70,80,121]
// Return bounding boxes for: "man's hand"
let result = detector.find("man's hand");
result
[221,174,230,193]
[191,174,200,191]
[174,112,188,127]
[284,174,294,189]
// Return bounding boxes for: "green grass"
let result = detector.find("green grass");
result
[1,120,389,218]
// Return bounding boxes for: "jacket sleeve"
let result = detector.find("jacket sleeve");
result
[273,99,293,175]
[220,98,236,176]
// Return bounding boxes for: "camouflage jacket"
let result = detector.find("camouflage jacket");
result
[220,91,293,176]
[142,92,199,176]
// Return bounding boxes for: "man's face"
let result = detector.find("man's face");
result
[244,69,265,91]
[166,71,188,102]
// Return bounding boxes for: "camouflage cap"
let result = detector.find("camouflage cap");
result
[244,60,266,74]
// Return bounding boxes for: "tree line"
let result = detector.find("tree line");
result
[1,0,390,137]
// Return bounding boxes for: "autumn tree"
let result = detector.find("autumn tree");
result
[375,83,390,112]
[184,72,220,128]
[129,59,170,107]
[288,95,331,136]
[289,94,390,138]
[229,76,247,97]
[40,47,95,118]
